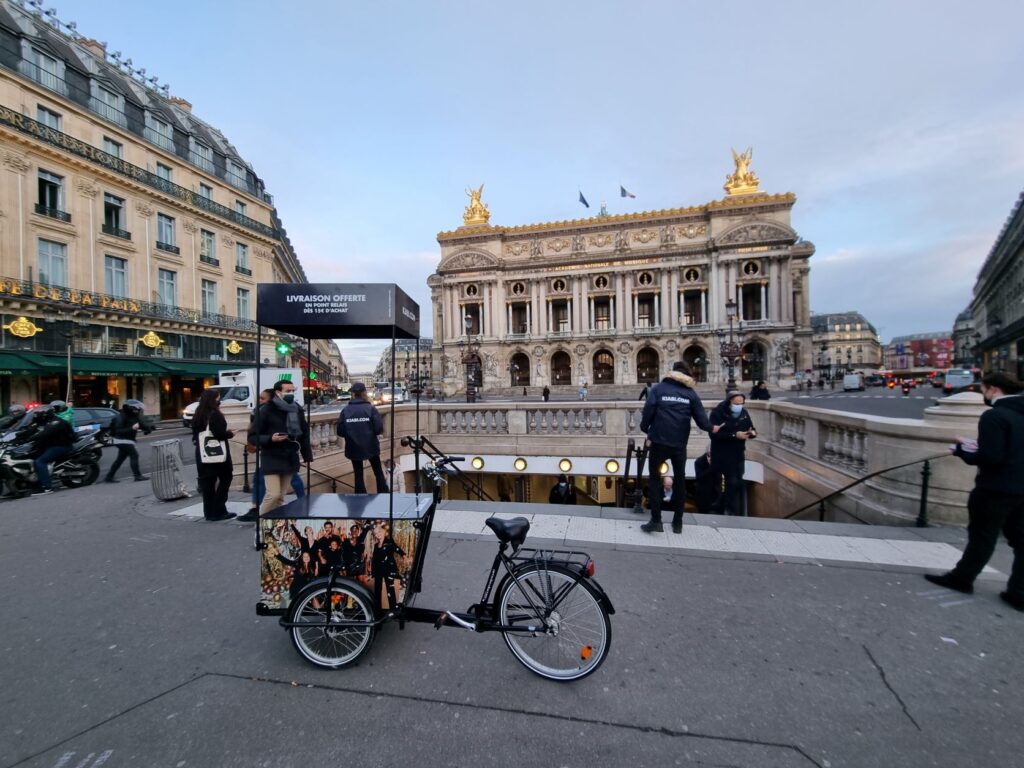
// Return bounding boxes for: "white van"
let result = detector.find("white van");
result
[181,368,303,427]
[843,372,865,392]
[943,368,975,394]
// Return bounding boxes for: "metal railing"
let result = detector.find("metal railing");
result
[34,203,71,222]
[101,224,131,240]
[785,452,954,526]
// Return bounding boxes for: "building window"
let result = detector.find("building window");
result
[236,287,250,319]
[201,279,217,315]
[92,84,125,126]
[158,268,177,307]
[37,169,64,213]
[200,229,216,262]
[157,213,176,249]
[102,193,127,237]
[104,255,127,297]
[38,239,67,286]
[156,163,173,182]
[234,200,246,216]
[191,141,214,173]
[226,160,247,189]
[36,105,61,130]
[103,137,122,158]
[147,115,174,151]
[28,48,62,92]
[235,242,249,270]
[198,183,212,200]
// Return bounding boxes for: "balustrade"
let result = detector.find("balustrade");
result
[820,422,867,474]
[778,415,806,451]
[527,408,606,436]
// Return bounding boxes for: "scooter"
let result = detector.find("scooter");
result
[0,433,103,496]
[901,382,911,396]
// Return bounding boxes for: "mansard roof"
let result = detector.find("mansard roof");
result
[810,312,878,335]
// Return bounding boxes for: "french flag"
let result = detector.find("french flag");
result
[620,185,636,199]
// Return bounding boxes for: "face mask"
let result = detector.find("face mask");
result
[983,395,993,406]
[282,393,295,404]
[559,482,567,488]
[730,404,743,415]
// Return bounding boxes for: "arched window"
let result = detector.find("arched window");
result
[741,342,767,382]
[636,347,660,383]
[683,345,707,382]
[593,349,614,382]
[551,351,572,384]
[509,352,530,386]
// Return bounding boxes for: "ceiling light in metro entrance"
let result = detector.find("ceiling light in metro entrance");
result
[513,457,528,472]
[558,459,573,473]
[470,457,485,470]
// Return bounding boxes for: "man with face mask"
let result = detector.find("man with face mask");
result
[925,372,1024,611]
[249,379,313,519]
[548,473,577,505]
[708,391,756,517]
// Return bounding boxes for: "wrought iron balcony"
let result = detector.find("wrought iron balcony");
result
[199,255,220,267]
[34,204,71,222]
[235,265,252,276]
[156,241,180,255]
[741,318,773,328]
[588,328,617,338]
[101,224,131,240]
[546,330,573,339]
[505,332,531,341]
[633,326,662,336]
[679,323,710,333]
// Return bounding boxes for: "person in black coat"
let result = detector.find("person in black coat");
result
[250,379,313,518]
[336,383,388,493]
[709,391,756,516]
[749,380,771,400]
[639,361,711,533]
[548,474,577,504]
[639,384,650,400]
[370,522,405,611]
[103,399,152,483]
[925,372,1024,611]
[192,389,236,521]
[29,406,76,495]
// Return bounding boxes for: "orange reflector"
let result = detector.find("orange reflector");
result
[580,645,593,661]
[586,559,595,577]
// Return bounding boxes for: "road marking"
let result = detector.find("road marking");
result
[939,599,973,608]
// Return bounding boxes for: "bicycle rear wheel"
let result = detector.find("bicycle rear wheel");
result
[497,563,610,681]
[288,579,376,669]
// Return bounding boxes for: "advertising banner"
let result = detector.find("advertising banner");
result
[257,283,419,339]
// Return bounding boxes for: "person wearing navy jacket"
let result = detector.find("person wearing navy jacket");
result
[337,382,389,493]
[639,361,711,533]
[709,391,756,516]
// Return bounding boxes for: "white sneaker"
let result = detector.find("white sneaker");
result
[32,489,54,496]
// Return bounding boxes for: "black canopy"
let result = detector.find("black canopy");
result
[256,283,420,339]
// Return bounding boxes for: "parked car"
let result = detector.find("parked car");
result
[182,401,199,428]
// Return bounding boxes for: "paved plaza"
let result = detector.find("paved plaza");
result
[1,476,1021,768]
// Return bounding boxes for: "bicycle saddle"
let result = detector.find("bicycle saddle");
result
[485,516,530,547]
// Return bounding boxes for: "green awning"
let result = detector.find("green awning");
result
[72,358,167,376]
[153,361,237,377]
[0,352,40,375]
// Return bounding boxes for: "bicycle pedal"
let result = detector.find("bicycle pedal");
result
[434,612,448,630]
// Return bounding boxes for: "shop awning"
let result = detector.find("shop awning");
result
[153,361,241,377]
[72,358,168,376]
[0,352,40,375]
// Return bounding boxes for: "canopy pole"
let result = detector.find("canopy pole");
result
[388,320,396,530]
[414,335,421,494]
[254,323,263,548]
[306,336,312,504]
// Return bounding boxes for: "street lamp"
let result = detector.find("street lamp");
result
[460,316,480,403]
[509,361,520,387]
[819,343,828,382]
[42,308,91,403]
[716,298,741,393]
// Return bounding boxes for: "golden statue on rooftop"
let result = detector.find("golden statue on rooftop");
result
[462,183,491,226]
[724,147,761,196]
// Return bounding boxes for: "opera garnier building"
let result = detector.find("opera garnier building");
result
[0,0,311,417]
[430,151,815,397]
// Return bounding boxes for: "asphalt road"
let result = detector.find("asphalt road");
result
[0,481,1020,768]
[774,386,942,419]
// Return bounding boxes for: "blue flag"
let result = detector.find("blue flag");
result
[579,191,589,208]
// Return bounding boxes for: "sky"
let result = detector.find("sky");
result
[52,0,1024,370]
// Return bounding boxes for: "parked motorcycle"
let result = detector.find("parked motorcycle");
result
[0,433,102,496]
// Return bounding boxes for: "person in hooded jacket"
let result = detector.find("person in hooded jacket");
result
[548,473,577,504]
[337,382,388,493]
[0,403,26,433]
[639,361,711,533]
[103,399,152,483]
[30,405,76,496]
[709,391,756,515]
[925,371,1024,611]
[250,379,313,520]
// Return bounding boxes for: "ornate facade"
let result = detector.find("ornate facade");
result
[0,1,338,416]
[430,155,815,395]
[809,311,883,378]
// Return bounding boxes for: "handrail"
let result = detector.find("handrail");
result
[785,451,955,524]
[301,462,354,493]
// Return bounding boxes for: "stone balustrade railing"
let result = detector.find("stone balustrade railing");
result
[223,393,985,526]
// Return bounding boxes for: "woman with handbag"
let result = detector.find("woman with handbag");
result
[192,389,236,522]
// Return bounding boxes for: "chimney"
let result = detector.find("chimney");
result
[168,96,192,113]
[78,38,106,59]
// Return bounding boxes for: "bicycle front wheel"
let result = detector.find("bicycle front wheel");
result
[497,563,611,681]
[288,579,375,669]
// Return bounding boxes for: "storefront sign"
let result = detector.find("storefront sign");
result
[2,316,43,338]
[226,340,243,355]
[257,283,419,339]
[139,331,165,348]
[0,280,140,313]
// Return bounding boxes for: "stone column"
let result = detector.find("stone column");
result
[761,281,768,320]
[615,273,626,329]
[769,258,780,323]
[539,279,548,334]
[654,294,660,329]
[669,269,680,329]
[610,295,616,330]
[701,290,708,325]
[580,275,589,332]
[567,297,573,332]
[660,270,670,328]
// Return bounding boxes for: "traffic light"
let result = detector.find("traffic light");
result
[275,341,291,355]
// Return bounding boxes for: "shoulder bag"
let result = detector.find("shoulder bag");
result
[198,428,228,464]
